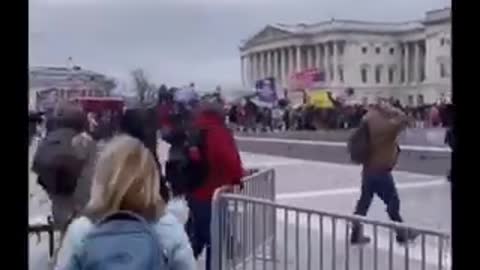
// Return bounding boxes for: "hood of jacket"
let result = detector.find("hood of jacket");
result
[194,111,225,130]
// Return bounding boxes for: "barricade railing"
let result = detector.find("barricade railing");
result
[212,194,451,270]
[28,167,276,263]
[236,168,276,201]
[212,168,277,270]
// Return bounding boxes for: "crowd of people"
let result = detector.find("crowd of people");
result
[29,85,242,270]
[227,97,453,132]
[28,84,454,270]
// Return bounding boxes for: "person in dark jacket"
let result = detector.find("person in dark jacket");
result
[186,101,243,270]
[33,103,93,244]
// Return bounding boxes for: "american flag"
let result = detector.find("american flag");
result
[289,68,325,90]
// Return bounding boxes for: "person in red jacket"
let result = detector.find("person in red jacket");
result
[186,101,243,270]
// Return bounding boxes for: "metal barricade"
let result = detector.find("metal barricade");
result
[212,168,277,270]
[235,168,275,201]
[212,194,451,270]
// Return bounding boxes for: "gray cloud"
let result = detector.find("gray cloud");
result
[29,0,450,91]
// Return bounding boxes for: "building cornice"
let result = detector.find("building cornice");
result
[241,7,450,52]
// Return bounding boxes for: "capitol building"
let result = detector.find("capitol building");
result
[239,7,451,106]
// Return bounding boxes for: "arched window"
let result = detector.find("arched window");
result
[375,65,383,84]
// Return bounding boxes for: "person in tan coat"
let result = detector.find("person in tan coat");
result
[351,102,419,245]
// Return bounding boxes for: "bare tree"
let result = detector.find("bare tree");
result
[131,68,157,105]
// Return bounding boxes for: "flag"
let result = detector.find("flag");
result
[289,68,325,90]
[255,77,277,103]
[307,90,334,109]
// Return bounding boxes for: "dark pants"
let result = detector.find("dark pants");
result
[352,170,403,235]
[186,196,212,270]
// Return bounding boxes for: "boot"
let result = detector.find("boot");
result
[350,223,371,245]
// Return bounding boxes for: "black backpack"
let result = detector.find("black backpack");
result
[165,129,208,196]
[347,121,371,164]
[32,128,84,196]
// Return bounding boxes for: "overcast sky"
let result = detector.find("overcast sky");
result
[29,0,450,91]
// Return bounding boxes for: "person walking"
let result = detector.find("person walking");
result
[186,100,243,270]
[32,103,93,230]
[350,102,418,245]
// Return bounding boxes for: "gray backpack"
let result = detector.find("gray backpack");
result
[32,128,84,196]
[71,212,169,270]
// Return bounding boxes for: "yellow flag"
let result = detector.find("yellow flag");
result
[307,90,334,108]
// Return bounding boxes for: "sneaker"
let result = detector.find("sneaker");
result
[396,230,419,244]
[350,235,371,245]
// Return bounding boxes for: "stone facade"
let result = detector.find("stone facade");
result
[240,8,451,106]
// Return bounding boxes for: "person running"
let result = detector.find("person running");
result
[186,100,243,270]
[55,135,196,270]
[350,102,419,245]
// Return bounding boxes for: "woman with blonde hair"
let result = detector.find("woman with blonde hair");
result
[55,135,196,270]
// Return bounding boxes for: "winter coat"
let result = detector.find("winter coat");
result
[55,213,196,270]
[47,132,97,229]
[364,105,408,172]
[190,111,243,201]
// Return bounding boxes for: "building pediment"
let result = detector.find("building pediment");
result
[242,25,293,50]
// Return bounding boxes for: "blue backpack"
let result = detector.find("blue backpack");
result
[71,212,169,270]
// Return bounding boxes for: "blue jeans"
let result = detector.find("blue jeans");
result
[353,170,403,229]
[186,197,212,270]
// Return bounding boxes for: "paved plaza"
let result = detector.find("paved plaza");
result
[28,139,451,269]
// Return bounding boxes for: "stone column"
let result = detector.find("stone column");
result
[322,44,329,83]
[332,41,338,84]
[282,48,289,87]
[245,56,250,87]
[296,45,302,72]
[251,53,257,82]
[240,55,245,87]
[404,43,409,84]
[249,53,255,83]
